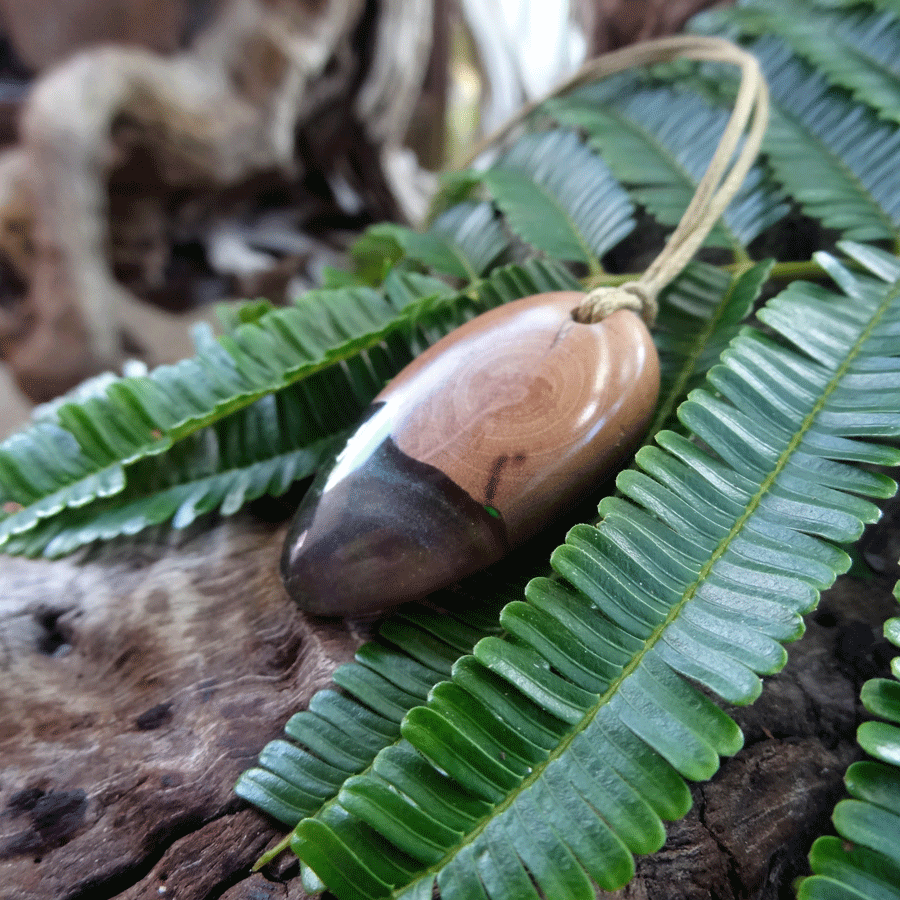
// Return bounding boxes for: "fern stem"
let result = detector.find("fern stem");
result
[581,271,636,289]
[588,257,826,289]
[253,833,294,871]
[731,244,753,266]
[746,258,823,280]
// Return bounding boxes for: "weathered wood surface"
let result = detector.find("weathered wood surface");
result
[0,517,362,900]
[1,507,896,900]
[0,0,437,402]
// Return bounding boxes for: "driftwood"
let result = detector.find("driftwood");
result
[0,0,437,402]
[0,516,362,900]
[0,503,896,900]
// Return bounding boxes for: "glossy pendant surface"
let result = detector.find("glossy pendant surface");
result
[282,291,660,616]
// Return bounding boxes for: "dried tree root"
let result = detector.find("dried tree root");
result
[0,0,434,401]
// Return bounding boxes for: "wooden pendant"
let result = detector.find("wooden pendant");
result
[281,291,660,616]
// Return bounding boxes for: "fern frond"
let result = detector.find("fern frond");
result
[259,246,900,900]
[0,284,404,539]
[2,397,352,558]
[707,0,900,124]
[0,261,580,555]
[481,130,635,270]
[752,36,900,243]
[359,202,508,281]
[547,83,787,253]
[236,580,516,828]
[800,605,900,899]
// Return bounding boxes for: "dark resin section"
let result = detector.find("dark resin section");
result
[281,430,508,616]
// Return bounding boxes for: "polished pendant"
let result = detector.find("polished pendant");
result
[281,291,660,616]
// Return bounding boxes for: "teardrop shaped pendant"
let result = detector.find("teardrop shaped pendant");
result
[281,291,660,616]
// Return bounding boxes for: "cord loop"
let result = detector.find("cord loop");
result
[463,35,770,327]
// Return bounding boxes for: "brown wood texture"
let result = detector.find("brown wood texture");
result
[0,517,362,900]
[1,505,897,900]
[383,298,659,543]
[282,296,659,616]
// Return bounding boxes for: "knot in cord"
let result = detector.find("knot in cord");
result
[574,282,657,326]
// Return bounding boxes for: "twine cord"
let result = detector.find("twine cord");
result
[463,35,770,327]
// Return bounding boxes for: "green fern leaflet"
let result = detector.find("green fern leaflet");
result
[801,604,900,900]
